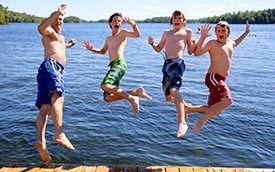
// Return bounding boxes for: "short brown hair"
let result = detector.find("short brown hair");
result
[108,13,122,28]
[215,21,231,35]
[170,10,186,26]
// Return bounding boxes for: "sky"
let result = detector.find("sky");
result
[1,0,275,21]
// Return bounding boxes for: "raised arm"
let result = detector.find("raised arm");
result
[148,31,167,53]
[38,4,66,36]
[194,24,211,56]
[82,39,108,55]
[233,20,250,47]
[186,28,196,55]
[122,17,140,37]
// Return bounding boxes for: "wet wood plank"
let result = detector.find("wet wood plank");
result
[1,164,274,172]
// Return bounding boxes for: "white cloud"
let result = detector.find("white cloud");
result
[142,4,165,13]
[239,3,248,8]
[191,3,203,9]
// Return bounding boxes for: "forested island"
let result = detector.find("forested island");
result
[0,4,87,24]
[1,3,274,25]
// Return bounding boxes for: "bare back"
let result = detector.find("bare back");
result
[208,40,234,78]
[165,29,188,59]
[42,34,66,65]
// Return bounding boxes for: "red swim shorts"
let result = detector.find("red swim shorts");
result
[205,73,232,106]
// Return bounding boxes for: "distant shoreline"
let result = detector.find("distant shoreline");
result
[1,5,274,25]
[1,20,274,25]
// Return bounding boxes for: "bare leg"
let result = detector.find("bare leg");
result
[185,103,209,114]
[102,84,139,114]
[170,89,188,138]
[129,87,152,100]
[35,142,52,165]
[51,92,75,151]
[104,86,151,101]
[192,98,232,134]
[165,94,175,103]
[35,104,52,164]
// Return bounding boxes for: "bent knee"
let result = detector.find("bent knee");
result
[101,84,113,91]
[101,84,107,91]
[222,97,233,107]
[103,96,112,102]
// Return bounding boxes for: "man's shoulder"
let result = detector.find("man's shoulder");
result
[164,29,171,34]
[184,27,193,32]
[207,39,219,44]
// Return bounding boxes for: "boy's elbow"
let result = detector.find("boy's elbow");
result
[100,50,106,55]
[135,32,141,37]
[153,46,161,52]
[38,27,43,35]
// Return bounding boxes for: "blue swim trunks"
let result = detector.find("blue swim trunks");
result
[162,57,185,96]
[35,58,65,109]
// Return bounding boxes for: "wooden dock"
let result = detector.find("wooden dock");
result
[0,164,274,172]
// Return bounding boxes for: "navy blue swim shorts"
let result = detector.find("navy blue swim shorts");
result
[162,57,185,96]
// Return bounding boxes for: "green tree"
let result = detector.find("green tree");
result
[0,4,8,24]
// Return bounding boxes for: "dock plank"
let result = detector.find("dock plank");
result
[1,164,275,172]
[96,166,110,172]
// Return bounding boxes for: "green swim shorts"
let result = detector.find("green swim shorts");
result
[101,57,127,98]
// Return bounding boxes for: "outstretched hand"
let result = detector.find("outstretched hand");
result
[68,39,77,47]
[58,4,67,15]
[83,40,93,51]
[200,23,211,38]
[148,36,154,45]
[123,17,136,26]
[245,20,250,33]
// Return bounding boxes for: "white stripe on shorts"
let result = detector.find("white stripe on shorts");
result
[210,73,218,86]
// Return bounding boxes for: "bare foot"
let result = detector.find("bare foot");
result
[34,141,52,164]
[192,120,204,134]
[53,133,75,151]
[177,122,188,138]
[137,87,152,100]
[129,96,140,115]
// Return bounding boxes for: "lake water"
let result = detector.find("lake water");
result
[0,23,274,167]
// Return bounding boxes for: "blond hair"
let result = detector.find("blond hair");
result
[215,21,231,35]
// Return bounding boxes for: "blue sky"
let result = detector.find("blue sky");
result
[1,0,274,20]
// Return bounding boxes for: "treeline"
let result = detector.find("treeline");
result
[0,3,87,24]
[63,16,87,23]
[0,4,8,24]
[1,3,275,25]
[137,17,170,23]
[197,8,275,24]
[139,8,275,24]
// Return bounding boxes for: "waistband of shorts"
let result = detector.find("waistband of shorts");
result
[164,57,184,63]
[44,58,65,69]
[206,73,225,81]
[109,57,125,66]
